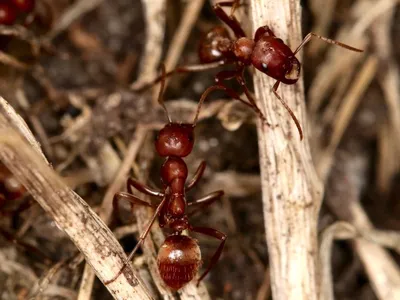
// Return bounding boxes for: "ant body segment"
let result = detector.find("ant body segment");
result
[143,1,363,140]
[105,66,227,290]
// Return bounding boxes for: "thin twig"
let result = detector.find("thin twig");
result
[47,0,105,40]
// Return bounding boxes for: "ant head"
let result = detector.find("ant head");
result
[157,235,201,290]
[0,3,17,25]
[198,26,232,64]
[252,26,301,84]
[155,123,195,157]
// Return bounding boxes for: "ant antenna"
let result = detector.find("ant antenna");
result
[158,64,172,123]
[193,85,223,126]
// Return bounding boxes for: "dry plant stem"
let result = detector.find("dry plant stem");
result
[326,149,400,300]
[47,0,105,39]
[130,0,166,90]
[249,1,323,299]
[317,56,378,178]
[163,0,205,89]
[77,263,96,300]
[77,127,149,300]
[318,222,356,300]
[0,98,152,300]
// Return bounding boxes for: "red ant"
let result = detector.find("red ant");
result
[105,66,227,290]
[0,162,51,262]
[140,1,363,140]
[0,0,35,25]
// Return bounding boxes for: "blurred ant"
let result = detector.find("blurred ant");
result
[140,0,363,140]
[0,0,35,26]
[0,162,50,262]
[105,66,227,290]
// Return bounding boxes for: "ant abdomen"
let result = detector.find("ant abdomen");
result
[252,36,301,84]
[198,26,233,64]
[157,235,202,290]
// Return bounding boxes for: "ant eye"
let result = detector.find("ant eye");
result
[261,63,268,71]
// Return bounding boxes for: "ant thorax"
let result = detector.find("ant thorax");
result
[233,37,255,65]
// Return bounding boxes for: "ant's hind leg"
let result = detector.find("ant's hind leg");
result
[127,178,164,198]
[190,226,227,285]
[272,81,303,140]
[186,161,207,191]
[105,196,168,285]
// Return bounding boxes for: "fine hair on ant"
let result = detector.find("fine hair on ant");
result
[137,0,363,140]
[105,65,227,290]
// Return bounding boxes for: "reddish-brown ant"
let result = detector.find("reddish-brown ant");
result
[0,0,35,26]
[140,1,363,140]
[0,162,51,262]
[105,66,227,290]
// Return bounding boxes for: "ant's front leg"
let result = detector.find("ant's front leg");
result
[271,81,303,140]
[186,161,206,191]
[127,178,164,198]
[190,226,227,285]
[213,1,246,38]
[112,192,156,225]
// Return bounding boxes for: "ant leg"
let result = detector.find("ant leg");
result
[213,3,246,38]
[112,192,156,225]
[127,178,164,198]
[272,81,304,140]
[293,33,364,56]
[190,226,227,284]
[105,195,168,285]
[232,72,270,126]
[188,190,224,217]
[193,83,251,125]
[186,161,206,191]
[215,0,241,16]
[134,62,224,93]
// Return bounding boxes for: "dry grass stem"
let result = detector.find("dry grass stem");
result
[249,1,323,299]
[0,97,153,300]
[163,0,205,81]
[130,0,166,89]
[317,56,378,178]
[47,0,105,39]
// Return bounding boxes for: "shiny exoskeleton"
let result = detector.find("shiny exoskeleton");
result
[105,66,226,290]
[145,1,363,140]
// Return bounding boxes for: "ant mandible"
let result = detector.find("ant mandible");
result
[105,65,227,290]
[140,0,363,140]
